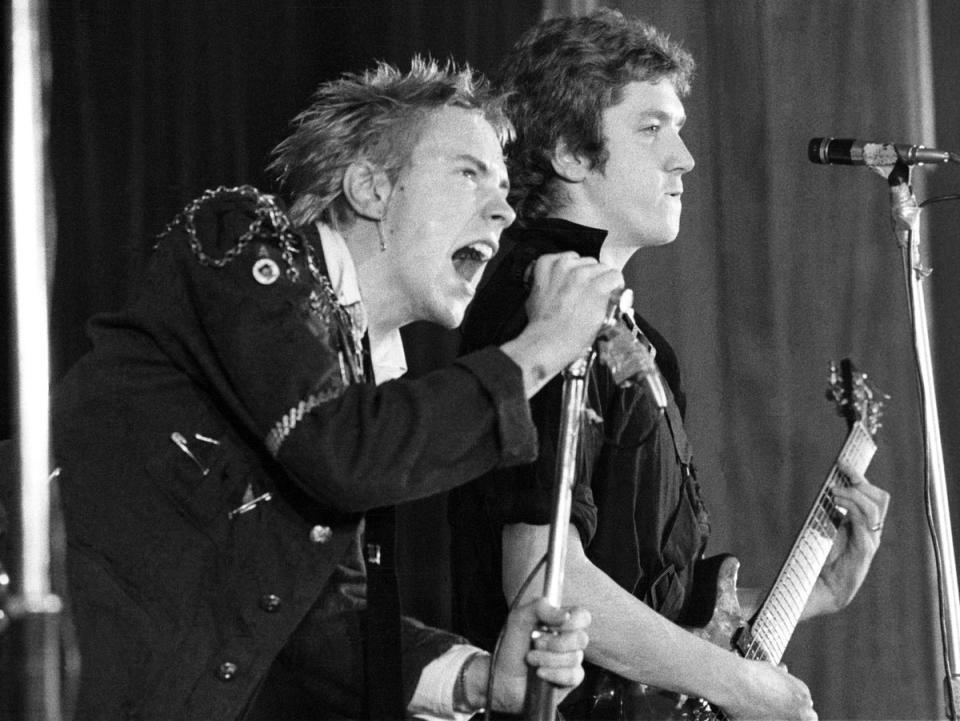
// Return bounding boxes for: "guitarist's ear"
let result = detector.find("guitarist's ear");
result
[550,138,591,183]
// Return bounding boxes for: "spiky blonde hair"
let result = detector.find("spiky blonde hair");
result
[269,56,510,228]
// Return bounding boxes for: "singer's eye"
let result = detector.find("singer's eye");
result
[460,167,478,181]
[640,124,661,135]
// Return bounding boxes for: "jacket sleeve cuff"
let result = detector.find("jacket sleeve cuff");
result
[454,347,538,468]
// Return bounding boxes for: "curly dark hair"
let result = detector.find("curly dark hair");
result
[269,56,510,228]
[498,8,695,220]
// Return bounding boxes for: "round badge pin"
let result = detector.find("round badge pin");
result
[252,258,280,285]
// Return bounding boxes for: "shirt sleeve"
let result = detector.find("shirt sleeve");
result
[408,644,489,720]
[137,190,538,514]
[467,372,599,547]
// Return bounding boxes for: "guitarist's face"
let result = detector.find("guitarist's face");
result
[574,79,695,250]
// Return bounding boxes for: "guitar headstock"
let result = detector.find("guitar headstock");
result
[826,358,886,437]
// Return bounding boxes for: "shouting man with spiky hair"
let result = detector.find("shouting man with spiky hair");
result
[52,58,625,720]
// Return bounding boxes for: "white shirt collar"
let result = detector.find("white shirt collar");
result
[316,222,407,384]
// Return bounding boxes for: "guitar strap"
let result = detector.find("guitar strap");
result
[662,395,692,467]
[663,397,710,539]
[643,391,711,619]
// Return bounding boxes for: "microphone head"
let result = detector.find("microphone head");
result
[808,137,855,165]
[808,137,827,164]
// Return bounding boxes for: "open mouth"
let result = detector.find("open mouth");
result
[452,241,496,284]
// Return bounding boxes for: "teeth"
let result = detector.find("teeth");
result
[470,241,494,261]
[451,241,496,284]
[453,242,493,262]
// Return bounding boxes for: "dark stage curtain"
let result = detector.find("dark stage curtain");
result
[5,1,960,720]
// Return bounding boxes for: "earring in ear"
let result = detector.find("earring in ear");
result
[375,219,387,252]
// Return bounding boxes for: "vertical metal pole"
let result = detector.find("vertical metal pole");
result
[888,165,960,719]
[8,0,62,718]
[525,353,591,721]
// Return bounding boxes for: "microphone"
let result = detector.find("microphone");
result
[512,247,668,411]
[808,137,952,166]
[598,289,668,412]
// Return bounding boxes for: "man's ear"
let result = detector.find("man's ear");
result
[550,139,590,182]
[342,160,393,219]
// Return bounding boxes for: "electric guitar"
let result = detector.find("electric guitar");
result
[580,356,886,720]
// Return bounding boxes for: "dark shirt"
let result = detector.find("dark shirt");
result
[53,188,538,720]
[448,217,711,692]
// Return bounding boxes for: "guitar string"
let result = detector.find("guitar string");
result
[749,431,874,660]
[746,424,874,661]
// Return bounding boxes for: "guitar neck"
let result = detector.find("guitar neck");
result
[740,422,877,664]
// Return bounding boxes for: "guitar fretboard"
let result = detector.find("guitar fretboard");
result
[740,422,877,664]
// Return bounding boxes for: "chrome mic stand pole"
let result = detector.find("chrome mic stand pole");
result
[525,347,593,721]
[526,290,634,721]
[887,161,960,719]
[7,0,63,719]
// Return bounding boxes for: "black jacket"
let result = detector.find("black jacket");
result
[53,188,537,720]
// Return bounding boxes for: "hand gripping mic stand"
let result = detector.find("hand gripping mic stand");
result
[887,160,960,719]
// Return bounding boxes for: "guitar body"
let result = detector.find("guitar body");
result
[576,554,745,721]
[570,360,884,721]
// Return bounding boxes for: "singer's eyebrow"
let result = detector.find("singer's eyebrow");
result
[454,153,510,192]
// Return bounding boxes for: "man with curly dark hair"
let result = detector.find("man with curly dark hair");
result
[449,11,890,720]
[51,57,624,720]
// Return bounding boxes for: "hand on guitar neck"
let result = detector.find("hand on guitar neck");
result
[800,461,890,619]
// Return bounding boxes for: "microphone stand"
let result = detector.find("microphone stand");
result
[887,161,960,719]
[525,289,641,721]
[6,0,64,719]
[525,348,594,721]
